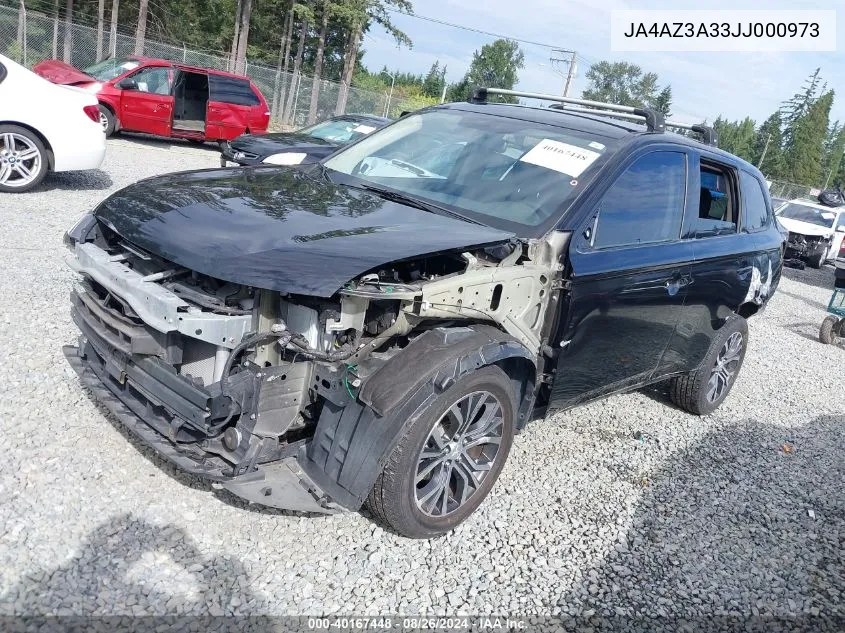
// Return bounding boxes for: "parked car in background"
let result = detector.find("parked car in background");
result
[220,114,390,167]
[776,199,845,268]
[0,54,105,193]
[33,56,269,142]
[63,89,782,538]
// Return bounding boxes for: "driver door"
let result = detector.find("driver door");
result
[119,66,174,136]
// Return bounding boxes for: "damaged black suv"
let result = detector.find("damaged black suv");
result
[64,88,783,538]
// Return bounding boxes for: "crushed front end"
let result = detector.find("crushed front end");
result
[784,231,829,261]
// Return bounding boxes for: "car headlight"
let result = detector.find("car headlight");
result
[262,152,307,165]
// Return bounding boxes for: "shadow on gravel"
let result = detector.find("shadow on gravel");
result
[38,169,113,191]
[776,289,830,313]
[782,265,835,291]
[113,133,219,152]
[0,514,270,618]
[559,415,845,632]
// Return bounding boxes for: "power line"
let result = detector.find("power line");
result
[385,8,563,50]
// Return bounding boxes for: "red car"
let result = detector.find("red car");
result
[33,57,270,142]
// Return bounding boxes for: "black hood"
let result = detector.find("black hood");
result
[230,132,336,158]
[93,167,514,297]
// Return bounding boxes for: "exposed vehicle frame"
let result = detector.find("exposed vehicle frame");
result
[64,88,783,538]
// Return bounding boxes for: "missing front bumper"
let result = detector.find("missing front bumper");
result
[63,343,337,514]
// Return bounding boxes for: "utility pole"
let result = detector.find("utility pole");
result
[550,48,577,97]
[757,134,771,169]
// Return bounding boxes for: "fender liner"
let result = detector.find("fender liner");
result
[298,325,538,511]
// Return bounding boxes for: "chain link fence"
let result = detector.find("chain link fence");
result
[767,179,819,202]
[0,3,398,129]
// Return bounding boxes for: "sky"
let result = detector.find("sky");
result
[362,0,845,125]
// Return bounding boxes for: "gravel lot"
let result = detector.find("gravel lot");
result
[0,137,843,627]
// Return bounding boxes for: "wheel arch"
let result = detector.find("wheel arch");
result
[736,302,760,319]
[0,121,54,169]
[297,324,538,511]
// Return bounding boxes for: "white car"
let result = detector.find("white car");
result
[0,54,106,193]
[775,199,845,268]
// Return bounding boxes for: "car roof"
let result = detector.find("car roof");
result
[129,56,254,81]
[435,101,760,174]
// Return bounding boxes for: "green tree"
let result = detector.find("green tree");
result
[444,39,523,103]
[752,111,785,178]
[421,60,445,98]
[714,116,757,163]
[783,89,834,186]
[582,61,660,108]
[822,122,845,188]
[653,85,672,118]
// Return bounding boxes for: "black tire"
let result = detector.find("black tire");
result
[807,251,826,269]
[819,316,840,345]
[669,315,749,415]
[98,104,117,137]
[366,365,516,538]
[0,124,49,193]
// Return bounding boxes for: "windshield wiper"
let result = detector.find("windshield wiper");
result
[357,184,483,225]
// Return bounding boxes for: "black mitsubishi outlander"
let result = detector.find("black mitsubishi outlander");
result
[64,88,783,538]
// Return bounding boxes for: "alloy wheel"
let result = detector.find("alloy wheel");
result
[707,331,743,403]
[99,112,109,133]
[414,390,505,517]
[0,133,42,189]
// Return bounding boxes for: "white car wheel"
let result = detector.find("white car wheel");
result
[0,126,48,193]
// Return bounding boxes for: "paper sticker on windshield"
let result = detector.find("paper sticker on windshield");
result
[519,140,600,177]
[589,141,606,150]
[822,212,836,220]
[353,124,376,134]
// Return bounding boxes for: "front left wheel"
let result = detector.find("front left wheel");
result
[366,365,516,538]
[0,125,49,193]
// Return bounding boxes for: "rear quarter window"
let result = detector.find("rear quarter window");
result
[741,171,770,232]
[209,76,260,106]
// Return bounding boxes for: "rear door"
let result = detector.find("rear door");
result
[549,147,694,409]
[118,65,174,136]
[663,153,770,374]
[206,74,264,141]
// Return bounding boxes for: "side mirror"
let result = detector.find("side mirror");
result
[836,225,845,233]
[117,78,137,90]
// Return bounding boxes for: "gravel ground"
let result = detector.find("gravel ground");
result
[0,137,843,628]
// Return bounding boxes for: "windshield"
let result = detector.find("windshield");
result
[83,58,140,81]
[323,108,616,229]
[301,118,381,144]
[777,203,836,228]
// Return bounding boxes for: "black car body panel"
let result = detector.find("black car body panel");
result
[92,165,515,297]
[222,114,390,166]
[65,99,784,525]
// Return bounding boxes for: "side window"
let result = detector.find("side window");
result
[741,171,770,232]
[685,160,739,238]
[128,67,171,95]
[592,151,687,249]
[836,213,845,231]
[209,76,260,106]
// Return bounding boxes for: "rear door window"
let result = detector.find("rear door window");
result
[591,151,687,249]
[684,160,740,238]
[209,76,260,106]
[740,171,770,232]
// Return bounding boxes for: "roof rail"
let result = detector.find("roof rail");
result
[471,87,665,133]
[470,87,719,146]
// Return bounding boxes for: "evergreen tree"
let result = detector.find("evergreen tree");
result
[714,116,757,163]
[822,122,845,188]
[653,85,672,118]
[781,68,822,147]
[421,61,443,98]
[784,89,834,186]
[752,111,785,179]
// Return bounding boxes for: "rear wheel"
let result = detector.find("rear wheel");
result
[366,365,516,538]
[0,125,49,193]
[98,105,117,136]
[819,316,840,345]
[669,316,748,415]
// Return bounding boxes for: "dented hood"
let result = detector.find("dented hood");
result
[777,216,833,238]
[93,166,514,297]
[32,59,95,85]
